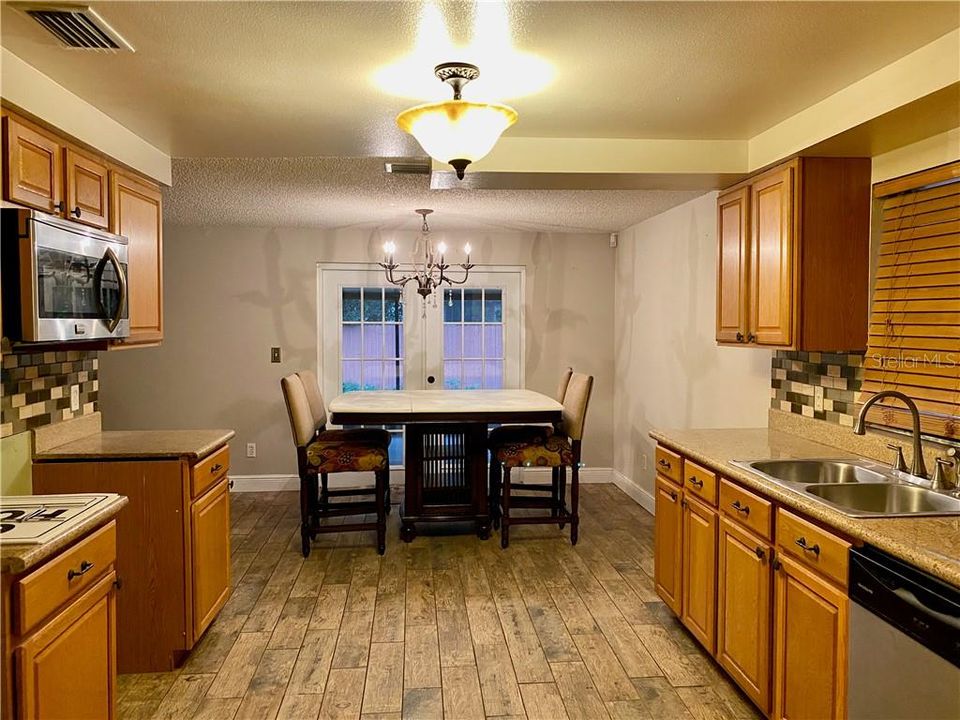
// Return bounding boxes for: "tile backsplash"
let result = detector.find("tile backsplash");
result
[1,345,99,438]
[770,351,864,427]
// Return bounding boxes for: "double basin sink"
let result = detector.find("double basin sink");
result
[731,459,960,518]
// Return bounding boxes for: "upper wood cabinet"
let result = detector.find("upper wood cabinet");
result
[2,115,63,214]
[65,148,110,229]
[110,170,164,346]
[716,156,871,351]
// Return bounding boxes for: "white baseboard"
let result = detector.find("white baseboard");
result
[230,466,655,517]
[611,469,656,515]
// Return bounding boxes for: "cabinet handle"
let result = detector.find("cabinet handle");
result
[754,546,765,559]
[71,207,82,218]
[795,537,820,556]
[746,333,755,343]
[669,490,677,501]
[228,479,235,489]
[67,560,94,580]
[211,464,223,473]
[688,477,704,489]
[53,201,64,212]
[731,500,750,515]
[773,559,782,571]
[736,332,744,342]
[658,459,671,470]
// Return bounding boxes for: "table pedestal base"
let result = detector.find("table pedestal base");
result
[399,422,490,541]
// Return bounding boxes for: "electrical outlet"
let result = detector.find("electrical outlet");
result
[814,385,825,412]
[246,443,257,458]
[70,385,80,412]
[641,454,648,471]
[271,347,281,363]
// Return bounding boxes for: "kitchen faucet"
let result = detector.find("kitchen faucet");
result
[854,391,928,479]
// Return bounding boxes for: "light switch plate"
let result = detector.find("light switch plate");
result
[814,385,824,412]
[271,347,281,363]
[246,443,257,458]
[70,385,80,412]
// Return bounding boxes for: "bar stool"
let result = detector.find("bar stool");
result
[280,373,390,556]
[492,372,594,548]
[488,367,572,529]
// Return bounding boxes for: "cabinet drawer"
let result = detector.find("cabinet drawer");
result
[775,509,849,587]
[720,479,772,540]
[191,445,229,499]
[655,446,682,484]
[15,521,116,635]
[684,459,718,506]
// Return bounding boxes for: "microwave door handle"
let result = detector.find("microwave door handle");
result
[97,247,127,333]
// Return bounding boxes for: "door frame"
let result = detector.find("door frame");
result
[316,262,527,400]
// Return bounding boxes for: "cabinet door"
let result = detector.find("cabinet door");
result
[16,571,116,720]
[110,171,163,345]
[190,478,231,642]
[65,148,109,229]
[749,164,795,347]
[716,187,749,344]
[681,495,717,653]
[654,475,683,614]
[3,116,63,213]
[717,517,772,713]
[773,555,848,720]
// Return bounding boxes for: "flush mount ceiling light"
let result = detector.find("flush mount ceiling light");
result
[396,62,518,180]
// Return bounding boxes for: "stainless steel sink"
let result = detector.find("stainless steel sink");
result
[747,460,886,485]
[806,483,960,517]
[731,457,960,518]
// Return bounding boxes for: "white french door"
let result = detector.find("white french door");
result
[317,264,524,463]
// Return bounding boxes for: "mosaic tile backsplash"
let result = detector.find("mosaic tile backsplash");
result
[770,351,864,427]
[1,346,99,438]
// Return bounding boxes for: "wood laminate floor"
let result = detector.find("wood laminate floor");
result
[118,484,761,720]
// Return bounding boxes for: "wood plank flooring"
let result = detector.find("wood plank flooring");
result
[118,485,761,720]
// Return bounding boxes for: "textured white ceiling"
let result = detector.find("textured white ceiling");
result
[164,157,702,232]
[1,1,956,157]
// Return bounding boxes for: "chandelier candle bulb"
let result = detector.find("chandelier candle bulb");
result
[464,243,472,262]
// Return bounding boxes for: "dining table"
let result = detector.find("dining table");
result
[328,389,563,541]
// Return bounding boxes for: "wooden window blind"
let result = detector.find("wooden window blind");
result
[860,161,960,439]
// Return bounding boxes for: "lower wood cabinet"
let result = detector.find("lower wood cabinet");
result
[773,552,848,720]
[2,520,119,720]
[654,474,683,614]
[32,446,231,672]
[717,516,773,713]
[654,443,850,720]
[680,494,717,653]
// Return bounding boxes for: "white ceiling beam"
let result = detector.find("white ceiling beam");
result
[1,48,171,185]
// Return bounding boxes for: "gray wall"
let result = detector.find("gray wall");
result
[100,225,615,475]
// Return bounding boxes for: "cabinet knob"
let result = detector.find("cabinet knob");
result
[746,332,755,343]
[53,201,64,212]
[669,490,677,501]
[736,332,744,342]
[71,206,82,218]
[754,546,765,559]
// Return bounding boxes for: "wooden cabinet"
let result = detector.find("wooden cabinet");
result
[2,520,119,720]
[773,554,848,720]
[717,516,773,713]
[16,572,117,720]
[716,187,749,343]
[65,148,109,229]
[654,474,683,615]
[190,478,231,641]
[109,171,163,346]
[681,494,717,653]
[715,156,871,350]
[32,446,231,672]
[2,115,63,214]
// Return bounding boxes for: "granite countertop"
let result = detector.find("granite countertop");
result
[650,427,960,588]
[34,429,235,461]
[1,495,128,574]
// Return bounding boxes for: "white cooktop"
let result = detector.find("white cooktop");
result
[0,494,119,545]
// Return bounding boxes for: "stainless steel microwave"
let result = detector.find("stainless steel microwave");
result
[1,209,130,343]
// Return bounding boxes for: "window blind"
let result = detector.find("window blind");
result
[860,161,960,439]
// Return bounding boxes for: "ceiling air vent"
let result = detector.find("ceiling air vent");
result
[384,160,431,175]
[16,4,134,51]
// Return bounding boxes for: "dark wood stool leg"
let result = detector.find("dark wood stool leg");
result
[375,468,387,555]
[500,465,512,549]
[490,459,502,530]
[299,473,314,558]
[551,467,560,521]
[570,462,580,545]
[558,465,568,529]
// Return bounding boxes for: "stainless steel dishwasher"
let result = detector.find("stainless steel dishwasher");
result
[848,545,960,719]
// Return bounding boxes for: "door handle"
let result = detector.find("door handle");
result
[95,247,127,333]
